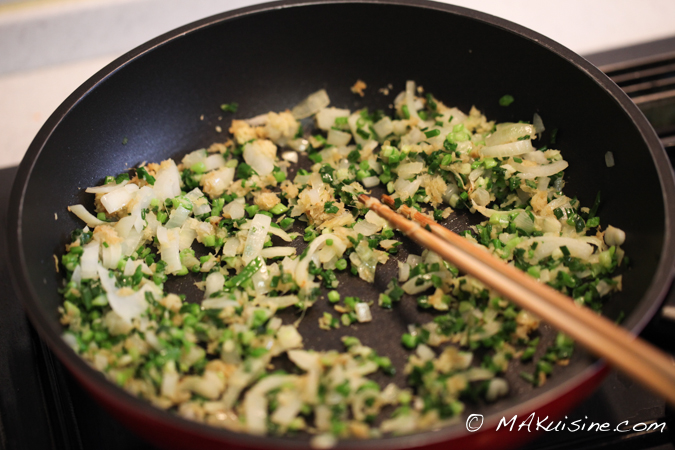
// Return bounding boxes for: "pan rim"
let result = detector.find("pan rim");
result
[7,0,675,448]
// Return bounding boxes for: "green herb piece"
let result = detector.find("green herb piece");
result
[245,205,259,217]
[279,217,294,230]
[401,333,418,349]
[137,166,156,185]
[237,163,256,180]
[324,201,339,214]
[269,203,289,215]
[424,129,440,138]
[220,102,238,113]
[226,257,263,288]
[115,173,130,184]
[499,95,515,106]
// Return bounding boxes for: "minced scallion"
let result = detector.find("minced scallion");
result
[59,81,626,443]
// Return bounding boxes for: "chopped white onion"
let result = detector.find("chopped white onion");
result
[528,236,594,262]
[486,378,509,402]
[242,214,272,264]
[221,237,240,258]
[605,151,615,167]
[394,176,422,200]
[156,225,182,273]
[153,160,182,202]
[97,264,152,324]
[202,297,239,309]
[243,140,276,177]
[295,233,339,288]
[116,217,143,255]
[261,246,296,259]
[281,151,298,163]
[222,200,245,220]
[406,254,422,266]
[178,226,197,250]
[522,151,548,165]
[244,113,268,127]
[256,295,302,310]
[481,139,534,158]
[100,242,122,269]
[485,123,536,146]
[130,186,157,233]
[401,127,426,146]
[326,128,352,147]
[267,226,293,242]
[405,80,421,122]
[68,204,109,228]
[182,149,207,168]
[165,205,191,229]
[353,240,378,283]
[442,182,460,204]
[80,240,100,279]
[372,116,393,139]
[85,180,129,194]
[204,154,226,171]
[354,302,372,323]
[192,202,211,216]
[416,344,435,361]
[348,111,369,145]
[511,159,569,177]
[513,211,535,233]
[294,173,311,186]
[315,107,350,131]
[100,183,138,214]
[604,225,626,246]
[470,188,490,207]
[396,162,424,180]
[244,374,296,434]
[542,216,562,234]
[276,324,303,348]
[533,113,545,137]
[292,89,330,119]
[353,220,380,237]
[402,272,441,294]
[204,272,225,299]
[361,176,380,188]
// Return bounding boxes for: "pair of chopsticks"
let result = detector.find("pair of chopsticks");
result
[359,194,675,406]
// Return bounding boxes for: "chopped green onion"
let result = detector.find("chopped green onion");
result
[220,102,238,113]
[269,203,289,215]
[499,95,515,106]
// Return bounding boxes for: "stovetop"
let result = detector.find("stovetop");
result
[2,37,675,450]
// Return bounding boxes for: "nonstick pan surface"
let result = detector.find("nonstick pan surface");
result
[8,1,675,449]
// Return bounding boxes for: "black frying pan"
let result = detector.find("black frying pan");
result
[8,1,675,449]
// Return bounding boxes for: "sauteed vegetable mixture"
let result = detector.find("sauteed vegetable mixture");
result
[59,81,626,446]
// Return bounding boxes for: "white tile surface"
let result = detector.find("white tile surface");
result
[446,0,675,56]
[0,0,269,75]
[2,0,675,169]
[0,54,120,168]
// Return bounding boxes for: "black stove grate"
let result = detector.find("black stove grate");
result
[589,36,675,158]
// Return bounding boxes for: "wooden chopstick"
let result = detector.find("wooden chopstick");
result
[359,193,675,406]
